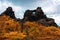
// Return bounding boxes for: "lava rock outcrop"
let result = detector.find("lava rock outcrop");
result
[23,7,58,27]
[0,7,58,27]
[1,7,16,19]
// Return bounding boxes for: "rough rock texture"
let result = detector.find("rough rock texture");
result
[0,7,58,27]
[23,7,58,27]
[1,7,16,19]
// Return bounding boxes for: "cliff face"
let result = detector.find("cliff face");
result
[0,7,60,40]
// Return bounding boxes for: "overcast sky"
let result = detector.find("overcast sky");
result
[0,0,60,26]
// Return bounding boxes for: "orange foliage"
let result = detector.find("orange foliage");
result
[0,15,60,40]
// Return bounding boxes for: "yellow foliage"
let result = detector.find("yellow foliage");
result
[4,31,26,39]
[0,15,60,40]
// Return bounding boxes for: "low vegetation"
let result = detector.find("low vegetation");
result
[0,15,60,40]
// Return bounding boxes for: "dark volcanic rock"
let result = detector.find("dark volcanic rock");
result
[0,7,58,27]
[23,7,58,27]
[38,18,58,27]
[23,7,47,21]
[1,7,16,19]
[46,18,58,27]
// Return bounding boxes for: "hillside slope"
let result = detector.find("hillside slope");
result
[0,15,60,40]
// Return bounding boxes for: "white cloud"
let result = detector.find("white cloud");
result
[53,0,60,5]
[0,1,23,18]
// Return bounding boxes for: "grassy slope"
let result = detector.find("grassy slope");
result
[0,15,60,40]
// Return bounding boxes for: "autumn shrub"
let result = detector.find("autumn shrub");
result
[0,15,60,40]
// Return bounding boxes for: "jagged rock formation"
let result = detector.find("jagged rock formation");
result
[0,7,58,27]
[1,7,16,19]
[23,7,47,21]
[23,7,58,27]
